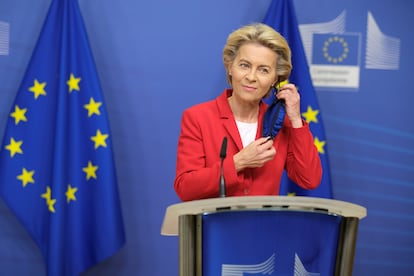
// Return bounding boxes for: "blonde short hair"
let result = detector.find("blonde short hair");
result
[223,23,292,86]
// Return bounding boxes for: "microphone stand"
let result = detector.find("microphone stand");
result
[219,137,227,198]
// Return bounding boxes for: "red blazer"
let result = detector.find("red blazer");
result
[174,89,322,201]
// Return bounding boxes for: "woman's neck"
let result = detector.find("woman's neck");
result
[228,96,260,123]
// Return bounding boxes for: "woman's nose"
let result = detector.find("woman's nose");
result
[246,69,257,82]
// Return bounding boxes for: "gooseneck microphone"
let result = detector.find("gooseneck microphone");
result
[219,137,227,198]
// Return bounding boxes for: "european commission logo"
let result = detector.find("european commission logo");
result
[299,11,401,90]
[311,33,361,89]
[221,253,320,276]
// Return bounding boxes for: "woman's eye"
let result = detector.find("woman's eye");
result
[259,67,269,74]
[240,63,249,68]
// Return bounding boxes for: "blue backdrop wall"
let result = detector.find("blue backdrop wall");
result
[0,0,413,275]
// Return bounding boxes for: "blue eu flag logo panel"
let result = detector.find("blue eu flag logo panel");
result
[312,33,360,66]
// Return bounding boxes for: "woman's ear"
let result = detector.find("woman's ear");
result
[228,65,233,76]
[272,76,281,88]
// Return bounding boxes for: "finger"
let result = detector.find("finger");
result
[260,146,276,161]
[258,139,274,152]
[258,136,272,144]
[279,83,297,91]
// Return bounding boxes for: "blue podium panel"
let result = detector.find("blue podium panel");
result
[202,210,342,276]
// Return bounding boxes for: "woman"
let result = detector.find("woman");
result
[174,23,322,201]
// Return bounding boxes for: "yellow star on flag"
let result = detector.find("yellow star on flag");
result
[28,79,47,99]
[10,105,28,125]
[83,161,98,180]
[41,186,52,200]
[65,184,78,203]
[41,186,56,213]
[84,97,102,117]
[302,106,319,124]
[17,168,35,187]
[91,129,108,149]
[47,198,56,213]
[5,137,23,157]
[314,137,326,154]
[67,73,81,93]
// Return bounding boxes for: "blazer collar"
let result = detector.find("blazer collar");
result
[216,89,268,150]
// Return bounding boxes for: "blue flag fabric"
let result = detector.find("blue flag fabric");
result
[263,0,333,198]
[262,98,285,139]
[0,0,125,275]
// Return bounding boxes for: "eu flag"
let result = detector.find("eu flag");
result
[263,0,333,198]
[0,0,125,275]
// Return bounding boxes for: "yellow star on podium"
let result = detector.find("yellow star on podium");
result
[28,79,47,99]
[10,105,28,125]
[67,73,81,93]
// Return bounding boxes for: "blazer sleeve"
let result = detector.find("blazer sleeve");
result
[285,121,322,190]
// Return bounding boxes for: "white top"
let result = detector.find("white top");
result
[236,120,257,147]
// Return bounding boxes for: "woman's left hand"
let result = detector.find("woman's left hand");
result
[276,83,303,128]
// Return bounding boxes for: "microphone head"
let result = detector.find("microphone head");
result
[220,137,227,158]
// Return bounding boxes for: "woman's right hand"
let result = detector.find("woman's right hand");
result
[233,137,276,172]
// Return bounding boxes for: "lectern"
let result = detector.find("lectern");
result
[161,196,366,276]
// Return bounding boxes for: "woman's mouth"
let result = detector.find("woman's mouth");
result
[242,85,257,92]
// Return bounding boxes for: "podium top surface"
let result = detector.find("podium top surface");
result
[161,196,367,236]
